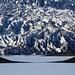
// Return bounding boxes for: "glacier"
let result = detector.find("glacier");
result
[0,0,75,55]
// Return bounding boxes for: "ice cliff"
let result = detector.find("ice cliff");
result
[0,0,75,55]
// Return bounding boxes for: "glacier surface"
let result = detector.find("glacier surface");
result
[0,0,75,55]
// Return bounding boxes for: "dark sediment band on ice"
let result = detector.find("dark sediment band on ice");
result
[0,57,32,63]
[54,57,75,63]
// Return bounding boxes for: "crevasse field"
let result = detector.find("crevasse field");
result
[0,0,75,55]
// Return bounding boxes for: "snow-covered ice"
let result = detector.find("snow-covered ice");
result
[1,55,74,62]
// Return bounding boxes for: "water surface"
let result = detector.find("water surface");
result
[0,63,75,75]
